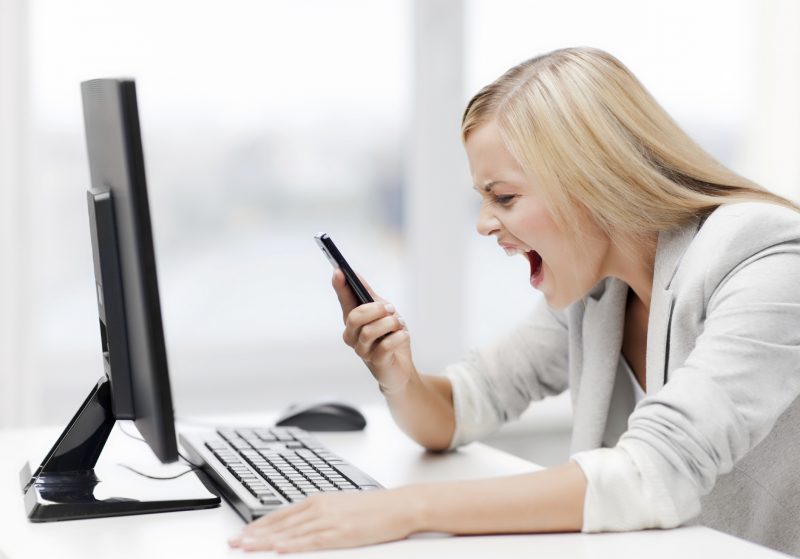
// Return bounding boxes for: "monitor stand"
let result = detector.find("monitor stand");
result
[19,376,220,522]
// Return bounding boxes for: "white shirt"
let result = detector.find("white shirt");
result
[622,358,646,403]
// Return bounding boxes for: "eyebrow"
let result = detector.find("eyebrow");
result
[473,180,504,193]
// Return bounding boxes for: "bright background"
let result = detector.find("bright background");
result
[2,0,799,463]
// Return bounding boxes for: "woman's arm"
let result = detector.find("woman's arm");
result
[575,229,800,533]
[331,269,457,450]
[414,461,586,534]
[382,372,455,451]
[229,462,587,553]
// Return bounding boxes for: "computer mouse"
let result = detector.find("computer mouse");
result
[274,400,367,432]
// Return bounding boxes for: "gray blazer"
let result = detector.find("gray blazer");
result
[445,202,800,556]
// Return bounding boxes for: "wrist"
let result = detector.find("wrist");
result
[397,484,430,534]
[378,366,418,398]
[378,376,411,396]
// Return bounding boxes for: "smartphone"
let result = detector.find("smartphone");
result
[314,232,374,305]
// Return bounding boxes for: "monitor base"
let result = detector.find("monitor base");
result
[21,462,219,522]
[20,376,220,522]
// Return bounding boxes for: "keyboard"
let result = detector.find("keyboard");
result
[179,426,383,521]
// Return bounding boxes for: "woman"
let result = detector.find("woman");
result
[230,47,800,555]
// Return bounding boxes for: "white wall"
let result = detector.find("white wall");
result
[0,0,39,427]
[741,0,800,201]
[405,0,472,373]
[2,0,800,432]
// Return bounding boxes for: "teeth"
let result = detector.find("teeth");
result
[503,247,530,257]
[503,248,522,256]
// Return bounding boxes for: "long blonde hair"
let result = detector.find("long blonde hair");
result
[462,47,797,245]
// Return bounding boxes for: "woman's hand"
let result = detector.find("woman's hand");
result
[228,488,420,553]
[332,270,415,393]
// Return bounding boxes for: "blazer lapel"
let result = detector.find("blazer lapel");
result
[571,278,627,452]
[645,219,700,393]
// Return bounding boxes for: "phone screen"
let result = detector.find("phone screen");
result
[314,233,374,305]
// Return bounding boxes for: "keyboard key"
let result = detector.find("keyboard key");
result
[217,428,239,441]
[333,464,376,487]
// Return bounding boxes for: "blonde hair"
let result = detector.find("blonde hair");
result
[462,47,797,246]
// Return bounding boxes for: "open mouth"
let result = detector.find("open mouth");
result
[527,250,543,288]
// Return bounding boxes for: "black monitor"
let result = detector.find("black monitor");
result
[19,78,220,521]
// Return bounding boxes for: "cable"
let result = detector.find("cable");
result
[115,422,204,478]
[117,463,197,481]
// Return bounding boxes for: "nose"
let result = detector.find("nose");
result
[476,203,501,237]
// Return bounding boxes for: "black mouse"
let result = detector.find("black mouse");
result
[275,400,367,432]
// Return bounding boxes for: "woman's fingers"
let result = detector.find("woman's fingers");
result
[240,520,332,552]
[244,500,313,532]
[231,495,336,552]
[229,500,315,550]
[230,489,418,554]
[370,329,410,368]
[342,304,382,347]
[353,314,404,359]
[343,302,399,347]
[332,269,359,321]
[272,529,340,554]
[332,270,384,321]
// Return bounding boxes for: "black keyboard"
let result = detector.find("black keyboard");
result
[180,426,382,521]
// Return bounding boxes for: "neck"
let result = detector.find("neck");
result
[607,234,657,312]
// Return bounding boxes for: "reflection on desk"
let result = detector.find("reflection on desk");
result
[0,406,790,559]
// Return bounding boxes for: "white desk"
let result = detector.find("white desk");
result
[0,407,791,559]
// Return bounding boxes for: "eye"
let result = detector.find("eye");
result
[493,194,518,207]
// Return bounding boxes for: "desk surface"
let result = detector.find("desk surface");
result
[0,407,790,559]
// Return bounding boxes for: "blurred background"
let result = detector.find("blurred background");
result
[2,0,799,465]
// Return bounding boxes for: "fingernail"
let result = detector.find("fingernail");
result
[228,536,241,547]
[384,303,395,314]
[397,315,406,326]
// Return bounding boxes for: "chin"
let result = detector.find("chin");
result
[542,289,581,311]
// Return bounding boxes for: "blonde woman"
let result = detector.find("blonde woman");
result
[230,48,800,555]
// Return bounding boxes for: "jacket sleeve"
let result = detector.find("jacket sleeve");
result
[571,242,800,531]
[445,297,570,449]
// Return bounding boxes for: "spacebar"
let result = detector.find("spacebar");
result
[334,464,375,487]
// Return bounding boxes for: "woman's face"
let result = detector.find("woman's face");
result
[464,120,610,309]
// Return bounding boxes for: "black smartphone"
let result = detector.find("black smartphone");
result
[314,232,374,305]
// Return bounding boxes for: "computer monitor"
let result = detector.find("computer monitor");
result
[20,78,220,521]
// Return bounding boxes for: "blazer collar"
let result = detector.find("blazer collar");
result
[570,217,701,453]
[645,218,701,392]
[571,276,627,452]
[652,217,702,291]
[571,220,700,453]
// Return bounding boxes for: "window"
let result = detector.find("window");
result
[6,0,798,428]
[29,0,410,421]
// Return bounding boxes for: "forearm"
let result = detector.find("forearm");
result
[382,372,455,452]
[407,461,587,535]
